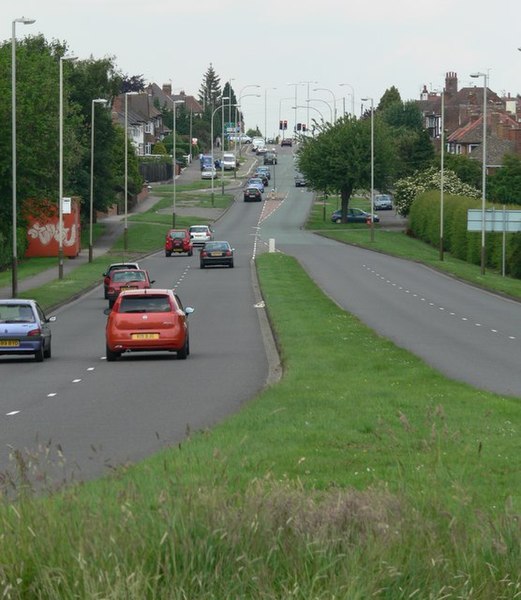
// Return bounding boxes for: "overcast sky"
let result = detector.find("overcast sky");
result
[5,0,521,138]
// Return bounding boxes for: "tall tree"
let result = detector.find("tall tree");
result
[297,115,395,222]
[377,86,401,112]
[198,63,221,113]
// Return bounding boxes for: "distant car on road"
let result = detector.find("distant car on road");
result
[106,269,154,308]
[200,241,234,269]
[246,177,265,193]
[373,194,393,210]
[165,229,193,257]
[331,208,380,224]
[244,187,263,202]
[264,151,278,165]
[189,224,214,246]
[201,166,217,180]
[281,138,293,147]
[102,262,140,299]
[255,166,271,180]
[0,299,56,362]
[295,172,306,187]
[105,289,194,361]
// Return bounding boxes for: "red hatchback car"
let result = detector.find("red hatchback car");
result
[165,229,193,257]
[105,289,194,361]
[106,269,154,308]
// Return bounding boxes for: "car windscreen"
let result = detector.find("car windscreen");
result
[112,271,146,282]
[169,231,186,239]
[0,304,36,323]
[204,242,229,251]
[118,296,172,313]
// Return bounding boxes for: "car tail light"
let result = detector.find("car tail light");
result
[201,250,207,257]
[225,250,232,256]
[27,328,41,336]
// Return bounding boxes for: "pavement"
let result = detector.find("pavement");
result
[0,151,258,299]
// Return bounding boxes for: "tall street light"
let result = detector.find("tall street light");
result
[307,98,333,123]
[11,16,35,297]
[211,99,236,205]
[288,83,304,137]
[362,97,375,242]
[439,90,445,261]
[59,54,77,279]
[339,83,355,116]
[301,80,317,132]
[313,87,337,122]
[292,105,325,126]
[470,71,488,275]
[89,98,108,262]
[236,84,260,158]
[264,87,277,140]
[171,98,185,227]
[123,91,139,253]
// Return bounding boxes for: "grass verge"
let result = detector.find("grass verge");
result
[0,253,519,598]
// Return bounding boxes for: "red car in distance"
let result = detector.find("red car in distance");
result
[165,229,193,257]
[106,269,154,308]
[105,289,194,361]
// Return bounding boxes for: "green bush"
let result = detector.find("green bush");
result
[409,191,521,276]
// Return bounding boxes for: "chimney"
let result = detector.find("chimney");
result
[162,83,172,96]
[445,71,458,97]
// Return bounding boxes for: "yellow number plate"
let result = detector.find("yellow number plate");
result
[131,333,159,340]
[0,340,20,347]
[210,252,222,256]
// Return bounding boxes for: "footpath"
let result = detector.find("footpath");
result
[0,150,258,299]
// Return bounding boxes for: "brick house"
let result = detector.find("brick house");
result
[417,72,521,167]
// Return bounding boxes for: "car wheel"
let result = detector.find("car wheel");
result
[177,338,188,360]
[34,345,45,362]
[200,262,205,269]
[108,299,115,309]
[165,251,171,257]
[44,340,51,359]
[188,249,193,256]
[106,345,120,362]
[104,289,108,299]
[229,261,234,268]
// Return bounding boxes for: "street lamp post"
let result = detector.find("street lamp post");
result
[89,98,108,262]
[339,83,355,116]
[439,90,445,261]
[470,71,488,275]
[313,87,337,122]
[264,87,277,141]
[362,97,375,242]
[171,98,185,227]
[288,83,304,138]
[11,16,35,297]
[59,54,77,279]
[235,84,260,158]
[123,91,139,253]
[211,99,237,205]
[307,98,333,123]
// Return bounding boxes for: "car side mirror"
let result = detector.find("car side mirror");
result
[102,272,108,277]
[47,316,57,323]
[185,307,195,316]
[150,280,156,285]
[103,308,111,316]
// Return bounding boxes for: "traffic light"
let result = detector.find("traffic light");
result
[302,124,307,132]
[283,120,288,130]
[296,123,302,131]
[279,120,283,130]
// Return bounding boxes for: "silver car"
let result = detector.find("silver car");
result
[0,299,56,362]
[189,224,214,246]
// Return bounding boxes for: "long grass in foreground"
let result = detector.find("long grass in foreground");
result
[0,254,519,598]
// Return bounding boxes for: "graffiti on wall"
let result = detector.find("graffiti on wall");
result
[27,222,78,247]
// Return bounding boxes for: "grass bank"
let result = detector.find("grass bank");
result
[1,253,519,598]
